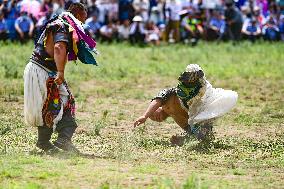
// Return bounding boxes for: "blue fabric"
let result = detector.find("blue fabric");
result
[15,16,33,32]
[279,23,284,33]
[6,2,19,20]
[265,28,278,40]
[0,19,7,32]
[77,40,98,66]
[209,18,226,33]
[6,18,16,39]
[246,25,257,33]
[85,20,101,33]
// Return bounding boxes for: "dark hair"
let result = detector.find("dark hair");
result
[67,2,86,14]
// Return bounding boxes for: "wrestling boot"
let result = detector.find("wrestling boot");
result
[53,126,80,154]
[36,126,59,153]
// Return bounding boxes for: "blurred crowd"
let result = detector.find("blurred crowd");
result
[0,0,284,45]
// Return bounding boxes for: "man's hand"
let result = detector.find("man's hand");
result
[54,71,64,85]
[134,116,147,127]
[28,31,33,37]
[19,31,24,39]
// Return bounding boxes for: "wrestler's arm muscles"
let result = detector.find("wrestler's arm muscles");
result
[54,41,67,85]
[143,99,162,118]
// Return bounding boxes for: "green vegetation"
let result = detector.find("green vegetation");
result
[0,41,283,188]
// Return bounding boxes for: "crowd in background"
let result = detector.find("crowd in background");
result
[0,0,284,46]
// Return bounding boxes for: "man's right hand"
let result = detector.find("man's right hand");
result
[54,71,64,85]
[134,116,147,127]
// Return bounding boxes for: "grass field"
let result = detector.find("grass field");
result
[0,41,284,189]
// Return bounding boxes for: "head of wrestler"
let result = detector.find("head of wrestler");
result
[67,2,88,23]
[178,64,204,87]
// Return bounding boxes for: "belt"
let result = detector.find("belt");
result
[30,59,54,73]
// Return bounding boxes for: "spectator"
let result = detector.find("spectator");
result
[180,11,204,45]
[262,15,280,41]
[241,17,261,42]
[87,0,100,18]
[129,15,145,44]
[99,19,118,42]
[52,0,65,15]
[256,0,269,17]
[14,11,34,44]
[206,10,226,41]
[224,0,243,42]
[85,12,102,40]
[149,5,164,26]
[254,6,265,28]
[107,0,119,21]
[164,0,182,43]
[96,0,109,24]
[145,20,160,45]
[4,0,19,41]
[34,6,54,43]
[118,0,135,22]
[279,14,284,41]
[132,0,150,21]
[117,19,130,40]
[0,11,8,41]
[242,0,257,16]
[41,0,53,17]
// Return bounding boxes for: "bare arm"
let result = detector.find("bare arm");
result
[54,42,67,85]
[134,99,162,127]
[29,21,34,36]
[14,21,23,37]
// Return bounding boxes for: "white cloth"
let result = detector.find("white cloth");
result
[132,0,150,21]
[24,62,69,129]
[129,22,145,34]
[118,25,130,39]
[165,0,182,21]
[187,80,238,125]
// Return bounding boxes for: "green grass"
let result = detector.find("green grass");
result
[0,41,284,188]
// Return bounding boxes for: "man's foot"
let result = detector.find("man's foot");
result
[36,141,60,154]
[53,138,80,154]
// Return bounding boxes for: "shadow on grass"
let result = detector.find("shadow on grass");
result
[137,137,173,149]
[29,149,116,160]
[182,137,235,154]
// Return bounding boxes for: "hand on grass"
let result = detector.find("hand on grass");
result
[134,116,147,127]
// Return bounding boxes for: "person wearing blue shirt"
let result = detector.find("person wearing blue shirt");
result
[5,0,20,41]
[85,13,102,40]
[241,17,261,42]
[14,11,34,43]
[206,10,226,41]
[0,11,8,41]
[262,16,280,41]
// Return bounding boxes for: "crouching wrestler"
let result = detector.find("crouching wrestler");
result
[134,64,238,142]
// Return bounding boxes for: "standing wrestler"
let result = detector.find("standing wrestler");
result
[134,64,238,141]
[24,3,97,153]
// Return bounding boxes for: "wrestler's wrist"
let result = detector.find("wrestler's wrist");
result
[142,114,148,119]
